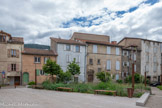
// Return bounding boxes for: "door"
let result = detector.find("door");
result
[23,72,29,84]
[88,75,93,82]
[14,76,20,85]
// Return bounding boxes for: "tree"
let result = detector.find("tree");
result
[43,59,62,83]
[67,58,80,81]
[96,71,111,82]
[57,70,72,83]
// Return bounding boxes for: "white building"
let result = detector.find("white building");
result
[50,37,86,82]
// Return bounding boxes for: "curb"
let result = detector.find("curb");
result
[136,92,150,106]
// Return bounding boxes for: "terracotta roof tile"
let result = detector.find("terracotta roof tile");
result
[50,37,86,45]
[22,48,57,56]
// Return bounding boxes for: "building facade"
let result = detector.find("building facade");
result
[118,37,162,83]
[50,38,86,82]
[0,31,24,85]
[22,48,57,85]
[71,33,122,83]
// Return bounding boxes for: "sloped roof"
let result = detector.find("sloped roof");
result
[50,37,86,45]
[22,48,57,56]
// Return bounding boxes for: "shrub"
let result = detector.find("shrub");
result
[125,73,143,83]
[57,71,72,83]
[116,80,123,84]
[28,81,35,85]
[96,72,111,82]
[157,86,162,90]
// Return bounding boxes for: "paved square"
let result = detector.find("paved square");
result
[0,87,142,108]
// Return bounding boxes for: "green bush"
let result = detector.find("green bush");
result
[28,81,35,85]
[57,71,72,83]
[96,72,111,82]
[116,80,123,84]
[125,73,143,83]
[157,86,162,90]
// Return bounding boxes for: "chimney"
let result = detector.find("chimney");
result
[111,41,117,44]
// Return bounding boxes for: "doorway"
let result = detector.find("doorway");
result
[23,72,29,85]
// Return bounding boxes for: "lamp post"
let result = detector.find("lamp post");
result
[35,63,37,85]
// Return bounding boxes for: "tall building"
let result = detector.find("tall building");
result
[71,33,122,82]
[50,37,86,82]
[0,31,24,85]
[118,37,162,83]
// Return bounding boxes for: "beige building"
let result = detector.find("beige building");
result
[71,33,122,82]
[0,30,24,85]
[22,48,57,85]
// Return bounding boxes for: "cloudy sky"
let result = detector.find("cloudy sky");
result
[0,0,162,45]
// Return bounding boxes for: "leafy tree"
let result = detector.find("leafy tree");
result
[67,58,80,81]
[57,70,72,83]
[125,73,143,83]
[43,59,62,83]
[96,71,111,82]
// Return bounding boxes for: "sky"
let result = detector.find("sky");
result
[0,0,162,45]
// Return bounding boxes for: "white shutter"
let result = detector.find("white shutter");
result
[116,61,120,70]
[134,54,136,61]
[127,62,129,66]
[134,65,136,72]
[107,60,111,70]
[64,44,66,50]
[127,51,129,56]
[80,46,82,52]
[116,48,119,55]
[93,45,97,53]
[123,51,125,56]
[107,46,111,54]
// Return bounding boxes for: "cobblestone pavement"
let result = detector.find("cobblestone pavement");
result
[145,87,162,108]
[0,87,143,108]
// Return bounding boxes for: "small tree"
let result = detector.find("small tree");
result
[67,58,80,81]
[43,59,62,83]
[57,70,72,83]
[96,71,111,82]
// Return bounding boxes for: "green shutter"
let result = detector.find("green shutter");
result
[36,69,40,76]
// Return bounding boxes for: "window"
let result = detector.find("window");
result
[154,47,157,53]
[116,61,120,70]
[153,56,157,63]
[76,45,80,52]
[153,64,157,72]
[89,59,93,65]
[97,59,101,65]
[123,62,127,66]
[77,55,80,63]
[66,55,70,63]
[123,51,128,56]
[66,44,70,51]
[107,46,111,54]
[0,36,6,42]
[98,68,101,72]
[44,57,49,64]
[145,65,149,72]
[93,45,97,53]
[145,45,149,52]
[107,60,111,70]
[11,64,16,71]
[146,55,149,62]
[11,49,16,57]
[116,47,120,55]
[34,57,41,63]
[40,70,44,75]
[127,62,129,66]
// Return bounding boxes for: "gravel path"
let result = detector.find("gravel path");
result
[145,87,162,108]
[0,87,142,108]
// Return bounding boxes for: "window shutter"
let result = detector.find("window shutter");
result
[123,51,125,56]
[107,46,111,54]
[116,61,120,70]
[7,49,11,58]
[16,50,19,58]
[123,62,125,66]
[116,48,119,55]
[127,51,129,56]
[107,60,111,70]
[36,69,40,76]
[64,44,66,50]
[127,62,129,66]
[134,54,136,61]
[80,46,82,52]
[8,64,11,72]
[16,64,19,72]
[93,45,97,53]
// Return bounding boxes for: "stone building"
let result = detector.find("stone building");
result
[22,48,57,85]
[71,33,122,83]
[0,30,24,85]
[118,37,162,83]
[121,46,141,79]
[50,37,86,82]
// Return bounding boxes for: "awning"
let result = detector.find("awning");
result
[6,72,20,77]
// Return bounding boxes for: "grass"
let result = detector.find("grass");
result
[42,81,150,97]
[157,85,162,90]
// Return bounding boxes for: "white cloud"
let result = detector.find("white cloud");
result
[0,0,162,45]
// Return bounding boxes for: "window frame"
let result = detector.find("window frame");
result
[75,45,80,52]
[66,44,71,51]
[34,57,41,63]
